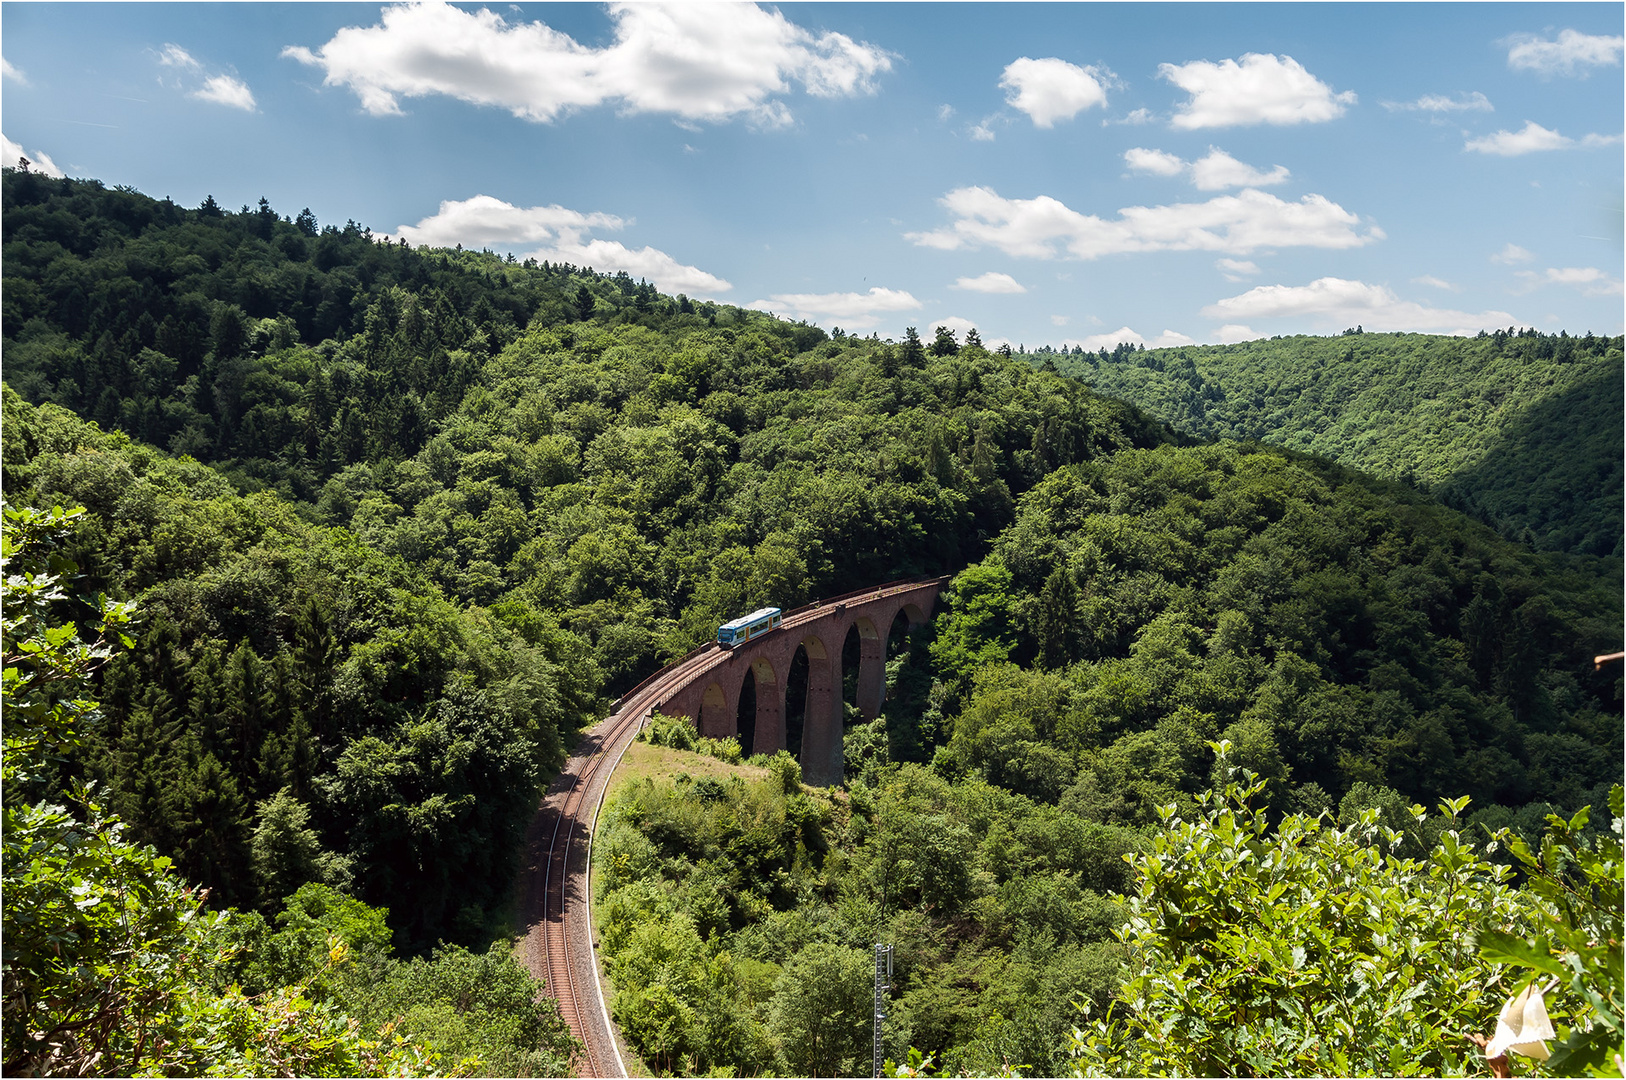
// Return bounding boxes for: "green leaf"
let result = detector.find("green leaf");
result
[1543,1025,1618,1075]
[1477,930,1567,977]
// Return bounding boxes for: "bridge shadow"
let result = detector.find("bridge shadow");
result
[785,646,808,760]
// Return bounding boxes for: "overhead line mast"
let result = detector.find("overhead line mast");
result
[874,942,893,1078]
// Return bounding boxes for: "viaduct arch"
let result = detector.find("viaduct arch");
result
[651,577,948,786]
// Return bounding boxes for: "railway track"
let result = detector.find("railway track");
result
[538,705,638,1077]
[523,642,721,1077]
[522,579,948,1077]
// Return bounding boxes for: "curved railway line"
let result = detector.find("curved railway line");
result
[519,578,946,1077]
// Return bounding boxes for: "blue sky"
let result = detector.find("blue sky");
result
[4,2,1622,348]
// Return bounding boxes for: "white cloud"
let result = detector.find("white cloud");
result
[748,286,919,328]
[284,1,892,126]
[930,316,980,339]
[1491,243,1535,265]
[999,56,1111,127]
[1507,30,1624,76]
[1203,276,1518,334]
[1061,326,1198,351]
[1123,147,1185,176]
[157,43,257,110]
[1051,315,1070,326]
[539,237,731,295]
[937,104,955,122]
[1189,148,1290,190]
[1151,329,1199,348]
[1382,91,1493,113]
[1116,107,1155,125]
[1160,53,1355,129]
[158,43,201,70]
[1213,324,1262,344]
[1412,275,1460,292]
[969,121,997,142]
[2,133,65,177]
[392,194,729,295]
[907,185,1381,260]
[3,57,27,84]
[952,271,1026,294]
[395,194,623,248]
[1216,257,1260,281]
[1516,266,1624,297]
[1465,120,1622,155]
[1126,146,1289,190]
[1066,327,1131,349]
[1543,267,1622,292]
[193,74,257,111]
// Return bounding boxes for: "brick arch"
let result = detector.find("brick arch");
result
[651,577,948,785]
[794,632,839,784]
[698,681,732,739]
[850,616,887,718]
[744,656,782,758]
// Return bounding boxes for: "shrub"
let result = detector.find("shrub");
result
[1071,742,1532,1077]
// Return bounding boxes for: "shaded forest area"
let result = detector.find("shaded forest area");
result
[1034,331,1623,557]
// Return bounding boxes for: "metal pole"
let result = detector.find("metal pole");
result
[873,943,892,1078]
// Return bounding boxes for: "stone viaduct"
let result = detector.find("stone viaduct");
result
[651,577,950,786]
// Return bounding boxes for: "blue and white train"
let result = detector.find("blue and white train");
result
[718,607,782,648]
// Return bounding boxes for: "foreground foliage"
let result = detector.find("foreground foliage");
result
[1069,748,1623,1078]
[1071,752,1518,1076]
[1479,786,1625,1075]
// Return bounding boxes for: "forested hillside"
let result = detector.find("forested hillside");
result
[1,170,1169,945]
[589,439,1622,1076]
[929,443,1621,817]
[4,170,1621,1077]
[1036,332,1623,557]
[2,502,579,1075]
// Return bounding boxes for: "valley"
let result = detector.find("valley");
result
[3,172,1620,1077]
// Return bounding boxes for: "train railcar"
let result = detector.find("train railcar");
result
[718,606,782,648]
